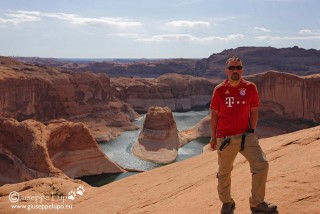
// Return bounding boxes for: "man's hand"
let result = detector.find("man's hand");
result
[209,137,217,150]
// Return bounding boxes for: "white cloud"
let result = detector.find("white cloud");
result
[136,33,244,42]
[166,20,210,28]
[0,11,40,25]
[254,27,271,33]
[136,34,195,42]
[256,29,320,41]
[1,10,142,28]
[256,35,320,40]
[47,13,142,28]
[110,33,142,38]
[176,0,205,6]
[298,29,320,35]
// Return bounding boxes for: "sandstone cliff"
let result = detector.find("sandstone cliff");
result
[247,71,320,123]
[132,106,180,164]
[178,71,320,145]
[0,118,124,186]
[0,57,139,141]
[111,73,216,112]
[1,126,319,213]
[1,57,318,142]
[111,71,319,125]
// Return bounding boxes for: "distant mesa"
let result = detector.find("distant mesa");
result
[14,46,320,78]
[132,106,180,164]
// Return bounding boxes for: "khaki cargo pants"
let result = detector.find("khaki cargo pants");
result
[216,133,269,207]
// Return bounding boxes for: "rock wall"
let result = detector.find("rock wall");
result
[132,106,180,164]
[248,71,320,123]
[111,73,215,112]
[112,71,319,123]
[0,117,125,186]
[0,57,139,141]
[0,58,112,120]
[0,57,318,143]
[178,72,320,146]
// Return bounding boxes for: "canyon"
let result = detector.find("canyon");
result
[0,56,319,141]
[0,47,319,213]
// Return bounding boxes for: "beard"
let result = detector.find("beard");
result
[231,72,240,81]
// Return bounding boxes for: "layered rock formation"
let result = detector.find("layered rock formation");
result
[180,71,320,146]
[179,114,211,146]
[1,126,319,214]
[111,73,216,112]
[180,112,288,147]
[203,46,320,77]
[1,56,318,144]
[79,58,198,77]
[111,71,319,125]
[111,71,320,124]
[0,57,139,141]
[0,117,124,186]
[248,71,320,123]
[18,46,319,78]
[132,107,180,164]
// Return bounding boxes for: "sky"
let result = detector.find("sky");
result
[0,0,320,58]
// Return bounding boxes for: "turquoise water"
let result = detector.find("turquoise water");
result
[80,110,210,186]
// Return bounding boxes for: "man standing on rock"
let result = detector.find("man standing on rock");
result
[209,57,277,214]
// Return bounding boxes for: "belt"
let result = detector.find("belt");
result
[219,129,255,151]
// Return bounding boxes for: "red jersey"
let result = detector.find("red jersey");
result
[210,79,260,137]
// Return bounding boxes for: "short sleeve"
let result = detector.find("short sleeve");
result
[210,87,220,110]
[251,84,260,108]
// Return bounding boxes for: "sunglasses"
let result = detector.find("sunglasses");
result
[227,66,243,70]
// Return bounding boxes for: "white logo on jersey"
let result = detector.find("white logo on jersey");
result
[225,97,246,107]
[225,97,234,107]
[239,88,246,96]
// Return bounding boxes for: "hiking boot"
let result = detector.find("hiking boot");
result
[221,200,236,214]
[250,201,277,213]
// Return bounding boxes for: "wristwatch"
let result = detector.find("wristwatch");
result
[248,128,255,133]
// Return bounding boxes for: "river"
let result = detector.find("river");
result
[80,110,210,186]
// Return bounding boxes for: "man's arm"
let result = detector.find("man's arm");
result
[249,107,258,131]
[209,110,219,149]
